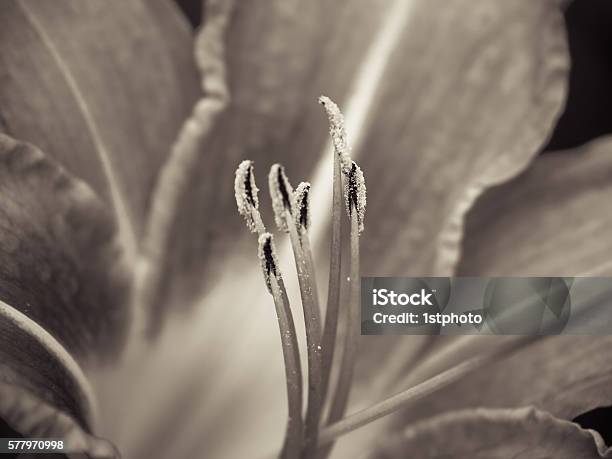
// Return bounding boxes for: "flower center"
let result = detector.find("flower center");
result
[233,96,545,459]
[234,96,366,458]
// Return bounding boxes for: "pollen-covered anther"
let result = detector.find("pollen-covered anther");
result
[234,160,260,232]
[344,161,366,233]
[258,232,281,294]
[268,164,293,233]
[318,95,352,173]
[292,182,311,232]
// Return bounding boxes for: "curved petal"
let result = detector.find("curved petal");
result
[0,0,200,257]
[458,134,612,276]
[1,300,117,458]
[0,134,130,362]
[353,0,570,408]
[0,301,92,429]
[373,335,612,431]
[385,134,612,431]
[357,0,569,277]
[364,407,610,459]
[0,386,118,458]
[340,137,612,454]
[160,0,568,334]
[376,136,612,388]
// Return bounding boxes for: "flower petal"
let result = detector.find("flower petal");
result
[161,0,568,323]
[1,300,117,458]
[356,0,569,277]
[458,135,612,276]
[353,0,570,410]
[357,135,612,449]
[380,335,612,432]
[0,134,130,362]
[364,407,610,459]
[0,0,200,256]
[361,136,612,452]
[0,385,118,458]
[0,301,92,431]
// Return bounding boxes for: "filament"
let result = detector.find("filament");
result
[271,167,324,453]
[258,233,304,457]
[320,147,344,411]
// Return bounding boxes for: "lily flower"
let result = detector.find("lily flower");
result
[0,0,611,458]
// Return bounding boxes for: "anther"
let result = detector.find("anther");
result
[318,96,352,173]
[258,233,279,294]
[234,160,264,233]
[269,164,294,232]
[343,161,367,233]
[292,182,311,233]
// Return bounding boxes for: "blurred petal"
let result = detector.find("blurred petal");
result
[0,385,117,458]
[358,0,569,276]
[339,137,612,454]
[347,335,610,454]
[353,0,570,411]
[0,301,92,430]
[0,134,130,362]
[458,134,612,276]
[0,0,200,256]
[161,0,569,327]
[1,301,117,458]
[364,407,610,459]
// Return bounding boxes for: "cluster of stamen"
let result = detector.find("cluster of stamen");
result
[234,96,366,458]
[231,96,553,459]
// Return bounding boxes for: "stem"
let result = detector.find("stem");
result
[317,336,538,446]
[287,221,323,456]
[270,275,304,458]
[320,152,343,405]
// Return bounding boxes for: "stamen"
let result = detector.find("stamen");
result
[319,97,346,412]
[234,160,265,234]
[269,164,294,233]
[315,97,367,458]
[319,96,352,173]
[285,181,323,454]
[257,233,304,457]
[292,182,311,232]
[344,161,367,234]
[326,188,363,427]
